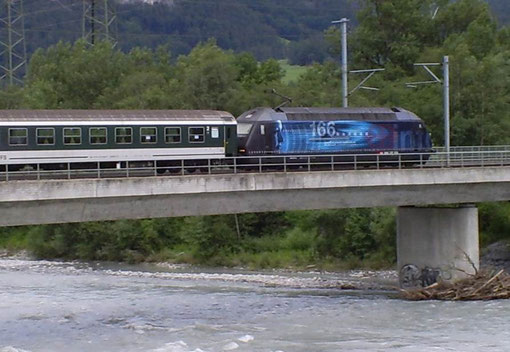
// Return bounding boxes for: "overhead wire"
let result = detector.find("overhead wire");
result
[13,0,362,49]
[22,0,337,39]
[24,2,164,32]
[20,0,83,17]
[166,0,357,13]
[23,26,313,40]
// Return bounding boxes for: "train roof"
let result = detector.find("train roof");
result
[0,110,236,125]
[237,107,423,122]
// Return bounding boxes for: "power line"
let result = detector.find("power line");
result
[14,1,356,43]
[6,0,360,62]
[24,26,316,40]
[169,0,356,13]
[52,0,78,12]
[20,3,141,32]
[26,17,83,31]
[20,1,81,17]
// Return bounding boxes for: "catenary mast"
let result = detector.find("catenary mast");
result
[0,0,26,86]
[82,0,117,47]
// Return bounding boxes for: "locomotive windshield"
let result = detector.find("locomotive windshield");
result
[237,123,253,136]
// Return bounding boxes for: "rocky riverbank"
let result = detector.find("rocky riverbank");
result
[480,240,510,272]
[1,240,509,293]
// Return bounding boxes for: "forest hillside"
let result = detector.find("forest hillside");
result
[8,0,509,64]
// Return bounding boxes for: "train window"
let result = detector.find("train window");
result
[189,127,204,143]
[115,127,132,144]
[36,128,55,145]
[140,127,157,144]
[211,127,219,139]
[260,125,265,135]
[64,128,81,145]
[90,127,107,145]
[8,128,27,146]
[164,127,181,144]
[237,123,253,136]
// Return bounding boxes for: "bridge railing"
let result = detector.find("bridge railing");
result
[1,147,510,181]
[434,145,510,153]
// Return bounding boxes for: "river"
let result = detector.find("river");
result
[1,257,510,352]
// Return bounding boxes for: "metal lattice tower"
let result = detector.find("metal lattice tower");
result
[0,0,26,86]
[82,0,117,47]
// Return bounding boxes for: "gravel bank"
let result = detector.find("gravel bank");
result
[481,240,510,272]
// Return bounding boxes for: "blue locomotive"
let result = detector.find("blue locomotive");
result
[236,107,433,158]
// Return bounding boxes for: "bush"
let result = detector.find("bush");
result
[281,227,315,251]
[479,202,510,246]
[3,207,398,270]
[0,226,30,251]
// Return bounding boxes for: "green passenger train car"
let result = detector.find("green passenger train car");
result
[0,110,237,170]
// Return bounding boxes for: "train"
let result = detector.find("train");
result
[237,106,432,156]
[0,107,433,172]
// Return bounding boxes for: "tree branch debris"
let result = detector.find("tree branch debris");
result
[400,269,510,301]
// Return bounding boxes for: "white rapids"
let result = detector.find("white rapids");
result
[1,258,510,352]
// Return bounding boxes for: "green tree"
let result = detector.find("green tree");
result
[348,0,444,72]
[286,208,396,264]
[96,46,175,109]
[25,40,128,109]
[442,38,510,145]
[0,86,25,109]
[435,0,494,43]
[290,62,341,106]
[168,40,240,110]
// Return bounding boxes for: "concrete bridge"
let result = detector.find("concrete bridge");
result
[0,166,509,225]
[1,150,510,288]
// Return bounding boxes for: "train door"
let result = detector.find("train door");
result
[399,131,413,151]
[414,131,422,149]
[259,123,274,153]
[260,123,275,152]
[224,125,237,156]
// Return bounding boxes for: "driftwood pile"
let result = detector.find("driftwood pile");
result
[400,269,510,301]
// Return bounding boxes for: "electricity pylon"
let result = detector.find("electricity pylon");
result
[82,0,117,47]
[0,0,27,86]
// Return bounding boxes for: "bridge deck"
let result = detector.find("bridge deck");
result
[0,166,509,226]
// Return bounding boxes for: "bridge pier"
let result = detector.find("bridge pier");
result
[397,205,479,288]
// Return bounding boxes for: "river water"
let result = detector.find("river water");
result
[1,257,510,352]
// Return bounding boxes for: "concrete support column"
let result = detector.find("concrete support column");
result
[397,205,479,288]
